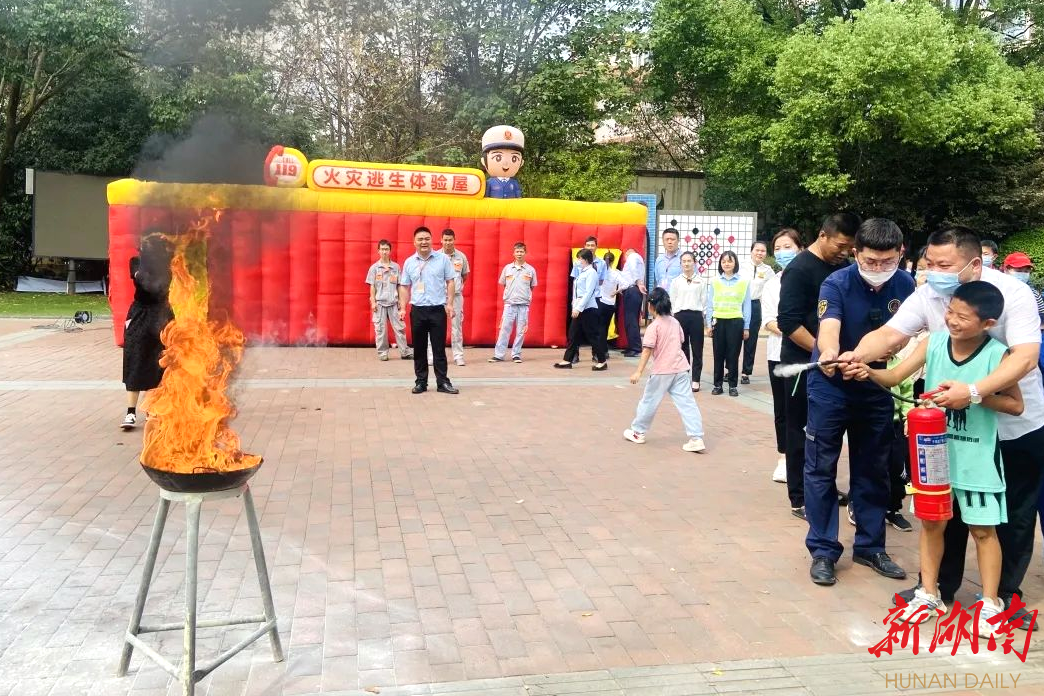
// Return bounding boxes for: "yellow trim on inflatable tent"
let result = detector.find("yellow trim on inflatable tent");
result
[106,180,647,226]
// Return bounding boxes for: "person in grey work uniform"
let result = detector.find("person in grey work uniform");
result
[399,227,458,394]
[489,241,538,363]
[366,239,413,361]
[428,228,470,366]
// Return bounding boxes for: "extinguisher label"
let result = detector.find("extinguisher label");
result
[916,433,950,486]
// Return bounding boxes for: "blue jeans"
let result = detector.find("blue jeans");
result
[494,304,529,359]
[804,390,893,561]
[630,371,704,438]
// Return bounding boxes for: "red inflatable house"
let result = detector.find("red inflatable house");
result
[108,161,647,348]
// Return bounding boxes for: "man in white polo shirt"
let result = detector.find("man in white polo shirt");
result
[839,226,1044,629]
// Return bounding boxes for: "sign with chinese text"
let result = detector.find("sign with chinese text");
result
[306,160,485,198]
[869,594,1036,662]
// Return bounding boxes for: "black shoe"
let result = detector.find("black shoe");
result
[401,354,414,360]
[740,374,750,385]
[728,388,739,397]
[437,383,459,394]
[838,491,850,506]
[553,361,572,369]
[854,552,906,579]
[894,584,954,606]
[592,363,608,371]
[1000,599,1035,631]
[411,384,427,394]
[886,512,914,532]
[711,386,724,395]
[623,351,641,358]
[791,506,806,520]
[810,557,836,586]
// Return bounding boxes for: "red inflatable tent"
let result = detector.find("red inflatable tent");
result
[108,181,648,348]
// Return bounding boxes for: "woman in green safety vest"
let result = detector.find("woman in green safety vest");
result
[705,250,752,396]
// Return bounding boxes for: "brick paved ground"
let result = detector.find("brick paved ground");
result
[0,318,1040,695]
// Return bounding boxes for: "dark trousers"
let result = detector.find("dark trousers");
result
[804,393,893,561]
[784,372,809,508]
[889,419,909,514]
[712,318,743,388]
[936,424,1044,601]
[563,307,608,363]
[410,305,449,387]
[741,299,762,376]
[767,360,786,454]
[675,310,704,383]
[597,302,616,350]
[622,286,643,353]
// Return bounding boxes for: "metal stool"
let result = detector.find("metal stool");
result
[117,484,284,695]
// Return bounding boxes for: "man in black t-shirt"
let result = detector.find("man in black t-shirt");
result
[776,212,860,518]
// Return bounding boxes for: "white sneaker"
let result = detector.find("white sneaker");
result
[623,429,646,444]
[121,413,137,430]
[772,457,787,483]
[378,354,389,361]
[976,597,1005,637]
[848,504,856,527]
[455,357,465,366]
[898,588,947,624]
[682,438,706,453]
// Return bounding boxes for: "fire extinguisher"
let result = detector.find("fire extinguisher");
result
[906,393,953,521]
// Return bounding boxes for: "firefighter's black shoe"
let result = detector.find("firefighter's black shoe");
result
[810,557,836,586]
[854,552,906,580]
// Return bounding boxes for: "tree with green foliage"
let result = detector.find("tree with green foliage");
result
[0,0,133,200]
[650,0,1044,239]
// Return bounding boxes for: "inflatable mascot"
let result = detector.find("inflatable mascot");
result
[481,125,524,199]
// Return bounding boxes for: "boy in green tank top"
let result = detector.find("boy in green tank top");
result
[856,281,1023,636]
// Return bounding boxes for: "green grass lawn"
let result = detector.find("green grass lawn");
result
[0,292,112,317]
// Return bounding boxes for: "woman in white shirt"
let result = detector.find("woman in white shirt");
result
[669,252,709,391]
[761,228,804,483]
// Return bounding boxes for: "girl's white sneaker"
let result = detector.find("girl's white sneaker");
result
[682,438,706,453]
[623,429,646,444]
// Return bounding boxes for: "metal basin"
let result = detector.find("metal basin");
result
[141,459,262,492]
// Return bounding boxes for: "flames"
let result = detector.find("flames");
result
[140,210,259,474]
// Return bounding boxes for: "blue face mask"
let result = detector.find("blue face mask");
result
[1010,271,1031,283]
[926,259,974,296]
[982,255,994,267]
[775,249,798,269]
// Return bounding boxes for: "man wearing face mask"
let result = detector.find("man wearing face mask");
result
[982,239,999,269]
[803,219,915,586]
[1002,252,1044,324]
[840,227,1044,629]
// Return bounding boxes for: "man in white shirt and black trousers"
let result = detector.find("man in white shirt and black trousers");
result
[841,226,1044,630]
[619,249,646,358]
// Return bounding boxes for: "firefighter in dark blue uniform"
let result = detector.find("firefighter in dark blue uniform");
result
[806,219,916,586]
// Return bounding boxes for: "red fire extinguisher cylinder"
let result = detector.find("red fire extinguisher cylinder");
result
[906,398,953,521]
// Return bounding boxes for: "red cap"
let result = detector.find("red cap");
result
[1003,251,1033,269]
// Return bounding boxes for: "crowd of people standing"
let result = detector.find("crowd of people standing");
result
[121,216,1044,635]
